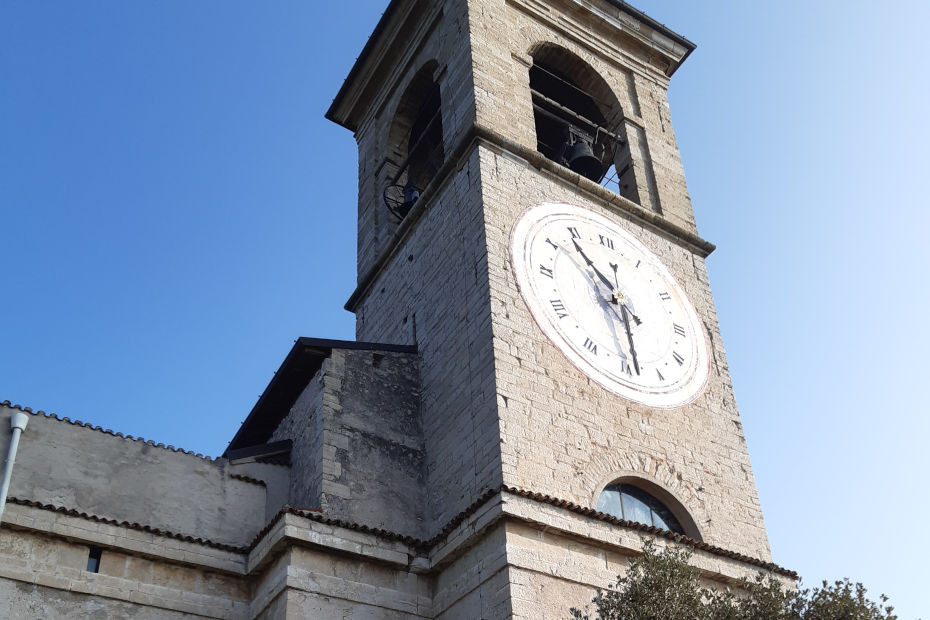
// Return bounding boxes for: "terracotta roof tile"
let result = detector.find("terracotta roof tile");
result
[1,400,214,461]
[500,486,797,578]
[251,486,798,579]
[5,497,247,553]
[248,506,428,551]
[6,485,797,580]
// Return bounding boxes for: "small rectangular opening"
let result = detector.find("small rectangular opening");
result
[86,546,102,573]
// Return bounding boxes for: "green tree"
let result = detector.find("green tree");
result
[570,541,898,620]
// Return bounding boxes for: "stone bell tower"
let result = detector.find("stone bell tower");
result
[324,0,785,615]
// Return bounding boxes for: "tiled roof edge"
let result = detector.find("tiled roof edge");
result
[423,487,500,548]
[248,507,287,549]
[1,400,215,461]
[251,486,797,579]
[230,473,267,487]
[247,506,429,552]
[5,496,248,554]
[248,487,501,553]
[501,486,798,579]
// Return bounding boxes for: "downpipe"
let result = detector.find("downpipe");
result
[0,411,29,526]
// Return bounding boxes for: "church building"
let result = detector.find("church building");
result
[0,0,794,617]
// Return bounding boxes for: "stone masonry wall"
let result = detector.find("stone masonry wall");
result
[317,349,424,538]
[343,0,769,575]
[1,581,202,620]
[478,144,771,560]
[268,349,424,538]
[348,0,728,545]
[468,0,698,235]
[459,0,771,560]
[275,547,431,618]
[0,525,249,618]
[353,0,476,279]
[354,148,504,534]
[270,369,325,510]
[432,522,512,618]
[228,460,291,523]
[1,404,267,548]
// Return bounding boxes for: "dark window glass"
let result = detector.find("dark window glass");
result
[596,486,622,516]
[86,546,102,573]
[596,483,686,535]
[621,489,652,525]
[651,511,674,532]
[651,501,681,532]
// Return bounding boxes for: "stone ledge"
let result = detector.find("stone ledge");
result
[2,501,245,574]
[285,563,424,615]
[245,486,794,580]
[0,556,249,619]
[248,512,419,574]
[345,122,715,312]
[501,492,785,584]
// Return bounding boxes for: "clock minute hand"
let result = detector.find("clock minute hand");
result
[609,262,641,325]
[619,303,641,376]
[571,238,615,291]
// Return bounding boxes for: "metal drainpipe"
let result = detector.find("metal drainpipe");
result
[0,411,29,526]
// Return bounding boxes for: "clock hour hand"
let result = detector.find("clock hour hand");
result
[571,238,615,292]
[569,240,642,327]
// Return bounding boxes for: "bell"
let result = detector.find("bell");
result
[565,139,605,182]
[398,181,420,218]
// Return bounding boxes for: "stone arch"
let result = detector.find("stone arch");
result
[528,42,624,125]
[383,60,445,219]
[584,451,705,541]
[526,42,638,200]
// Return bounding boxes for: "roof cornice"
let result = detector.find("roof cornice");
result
[326,0,695,131]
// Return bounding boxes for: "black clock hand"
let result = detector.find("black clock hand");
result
[609,262,642,325]
[619,303,641,375]
[598,296,624,354]
[571,238,615,291]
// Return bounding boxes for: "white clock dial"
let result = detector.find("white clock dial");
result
[510,202,709,408]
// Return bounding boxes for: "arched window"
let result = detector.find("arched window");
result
[596,482,686,535]
[383,62,444,221]
[529,44,637,202]
[406,82,443,196]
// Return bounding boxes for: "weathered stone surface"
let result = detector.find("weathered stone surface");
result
[1,581,201,620]
[1,405,266,548]
[268,348,423,537]
[0,526,250,619]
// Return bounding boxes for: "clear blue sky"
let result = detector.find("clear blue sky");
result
[2,1,928,617]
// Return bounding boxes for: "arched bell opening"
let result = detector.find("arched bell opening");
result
[528,44,636,201]
[383,62,445,221]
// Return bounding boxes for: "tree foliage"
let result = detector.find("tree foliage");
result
[570,541,897,620]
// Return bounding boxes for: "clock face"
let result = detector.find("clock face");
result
[510,202,709,408]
